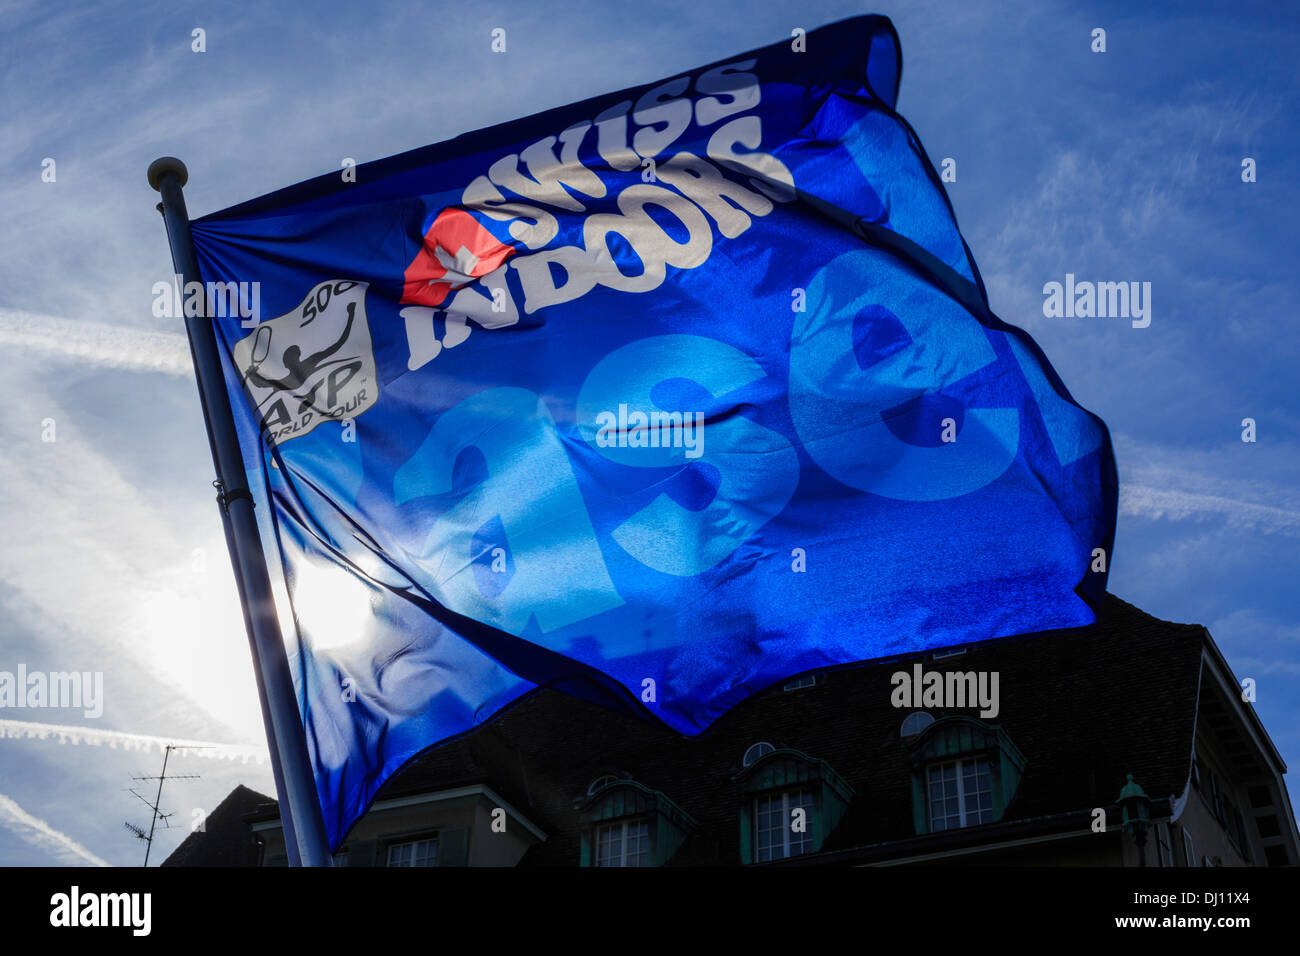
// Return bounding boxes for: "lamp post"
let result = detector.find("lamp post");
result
[1117,773,1153,866]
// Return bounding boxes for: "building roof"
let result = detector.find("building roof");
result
[160,784,272,867]
[360,591,1206,864]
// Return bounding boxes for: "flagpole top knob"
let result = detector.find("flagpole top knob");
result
[148,157,188,191]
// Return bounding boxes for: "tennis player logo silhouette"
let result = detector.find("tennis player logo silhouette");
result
[233,280,378,445]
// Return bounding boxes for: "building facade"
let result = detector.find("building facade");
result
[164,594,1299,867]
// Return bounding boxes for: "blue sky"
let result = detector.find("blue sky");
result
[0,0,1296,865]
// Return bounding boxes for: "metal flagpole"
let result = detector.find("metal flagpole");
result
[148,157,333,867]
[215,504,302,866]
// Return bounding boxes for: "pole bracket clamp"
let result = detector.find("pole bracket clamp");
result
[213,479,255,513]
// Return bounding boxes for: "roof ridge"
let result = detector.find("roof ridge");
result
[1102,591,1205,634]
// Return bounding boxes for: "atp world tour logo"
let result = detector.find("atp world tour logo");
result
[233,280,377,445]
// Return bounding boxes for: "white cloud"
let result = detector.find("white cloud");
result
[0,355,265,743]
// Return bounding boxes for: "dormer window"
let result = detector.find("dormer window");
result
[595,819,650,867]
[576,779,695,867]
[926,757,994,830]
[587,774,620,795]
[900,711,935,738]
[743,741,775,767]
[754,788,815,861]
[734,747,854,864]
[904,716,1025,835]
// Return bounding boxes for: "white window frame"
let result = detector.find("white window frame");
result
[594,818,650,867]
[1155,823,1174,867]
[753,789,814,862]
[386,836,438,867]
[743,741,776,767]
[900,711,935,738]
[926,756,995,831]
[783,675,817,691]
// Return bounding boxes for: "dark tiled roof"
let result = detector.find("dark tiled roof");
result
[160,784,272,867]
[374,591,1205,864]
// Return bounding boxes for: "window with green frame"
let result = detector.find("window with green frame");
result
[734,746,854,864]
[576,780,695,867]
[926,756,994,831]
[753,787,816,861]
[904,716,1026,835]
[594,818,651,867]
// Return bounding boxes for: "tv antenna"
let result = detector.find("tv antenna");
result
[123,744,205,867]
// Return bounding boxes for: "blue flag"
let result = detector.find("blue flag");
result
[190,14,1117,849]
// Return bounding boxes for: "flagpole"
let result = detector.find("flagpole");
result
[148,157,333,867]
[215,504,302,866]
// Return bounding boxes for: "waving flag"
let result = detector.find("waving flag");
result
[186,14,1117,850]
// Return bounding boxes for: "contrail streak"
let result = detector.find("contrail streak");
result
[0,307,192,377]
[0,718,266,764]
[1121,483,1300,537]
[0,791,110,867]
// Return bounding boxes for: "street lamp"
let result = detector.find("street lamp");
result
[1117,773,1153,866]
